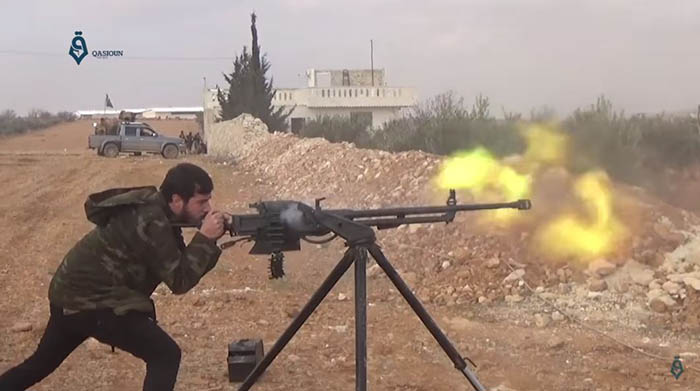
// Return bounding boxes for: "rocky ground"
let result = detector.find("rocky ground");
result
[0,118,698,390]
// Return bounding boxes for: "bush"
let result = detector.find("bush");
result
[294,91,700,191]
[372,91,524,156]
[299,115,372,147]
[0,109,74,136]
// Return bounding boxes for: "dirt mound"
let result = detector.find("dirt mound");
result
[211,121,700,330]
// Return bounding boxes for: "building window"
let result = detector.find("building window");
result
[365,88,369,96]
[321,90,325,97]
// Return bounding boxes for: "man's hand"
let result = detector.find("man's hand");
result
[199,211,226,240]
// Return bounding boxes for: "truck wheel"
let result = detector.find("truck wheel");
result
[102,143,119,158]
[162,144,179,159]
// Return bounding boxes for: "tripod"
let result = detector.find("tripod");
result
[237,240,487,391]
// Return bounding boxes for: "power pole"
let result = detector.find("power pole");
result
[370,39,374,86]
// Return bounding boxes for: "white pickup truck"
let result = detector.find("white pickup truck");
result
[88,121,186,158]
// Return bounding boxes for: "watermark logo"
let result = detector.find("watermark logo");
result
[69,31,124,65]
[92,50,124,60]
[670,355,684,380]
[68,31,88,65]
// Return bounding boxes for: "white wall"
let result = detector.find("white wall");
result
[284,106,402,129]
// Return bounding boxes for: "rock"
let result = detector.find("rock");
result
[257,319,270,326]
[534,314,551,328]
[193,297,206,307]
[535,286,545,293]
[478,296,488,304]
[647,288,665,301]
[85,337,103,351]
[505,294,523,303]
[587,292,604,299]
[587,259,616,277]
[547,337,565,349]
[662,281,681,295]
[449,317,474,331]
[338,293,348,301]
[589,279,608,292]
[503,269,525,283]
[552,311,565,322]
[648,280,662,290]
[288,354,300,362]
[441,261,451,270]
[627,264,654,286]
[11,322,32,333]
[653,222,685,243]
[285,308,300,318]
[486,257,500,268]
[683,277,700,291]
[649,294,676,313]
[491,385,518,391]
[446,286,455,295]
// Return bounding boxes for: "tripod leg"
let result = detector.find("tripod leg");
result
[237,248,357,391]
[355,247,368,391]
[366,244,487,391]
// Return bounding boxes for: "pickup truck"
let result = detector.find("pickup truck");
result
[88,122,186,159]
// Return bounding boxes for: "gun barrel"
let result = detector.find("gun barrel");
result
[329,199,530,219]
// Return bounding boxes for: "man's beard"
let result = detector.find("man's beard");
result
[176,208,205,226]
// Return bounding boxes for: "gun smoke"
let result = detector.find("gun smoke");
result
[280,203,306,231]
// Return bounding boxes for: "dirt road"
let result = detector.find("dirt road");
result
[0,120,698,390]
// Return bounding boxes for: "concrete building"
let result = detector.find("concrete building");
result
[203,68,418,133]
[141,107,203,120]
[75,107,202,120]
[74,109,146,119]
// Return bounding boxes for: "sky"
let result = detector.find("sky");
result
[1,0,699,117]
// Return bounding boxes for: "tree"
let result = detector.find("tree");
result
[217,13,290,131]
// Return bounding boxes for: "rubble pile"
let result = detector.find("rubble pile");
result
[205,113,272,161]
[214,114,700,329]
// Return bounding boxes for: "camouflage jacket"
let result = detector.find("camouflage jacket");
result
[48,186,222,315]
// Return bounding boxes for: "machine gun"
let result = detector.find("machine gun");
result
[176,190,531,391]
[179,189,530,279]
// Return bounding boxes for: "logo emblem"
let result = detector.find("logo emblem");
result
[670,355,684,380]
[69,31,88,65]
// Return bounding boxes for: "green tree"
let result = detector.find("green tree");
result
[217,13,290,131]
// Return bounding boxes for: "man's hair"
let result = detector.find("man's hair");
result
[159,163,213,203]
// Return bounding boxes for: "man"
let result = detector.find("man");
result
[192,133,202,154]
[0,163,228,391]
[185,132,194,153]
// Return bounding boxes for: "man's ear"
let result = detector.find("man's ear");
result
[169,194,185,213]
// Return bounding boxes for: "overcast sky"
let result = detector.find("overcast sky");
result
[1,0,698,117]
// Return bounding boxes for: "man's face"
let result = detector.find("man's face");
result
[171,192,212,224]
